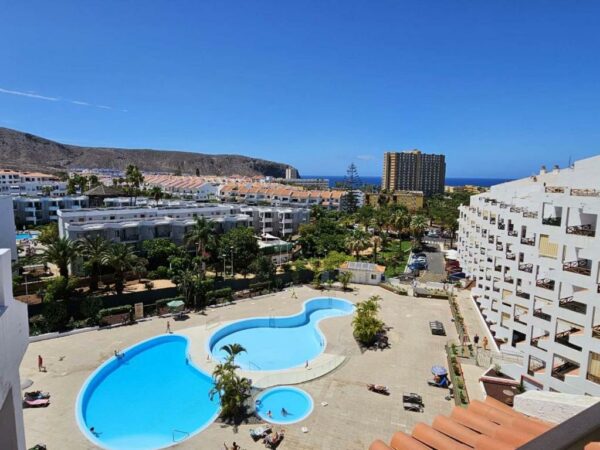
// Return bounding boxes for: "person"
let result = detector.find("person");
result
[305,360,309,369]
[473,334,480,346]
[281,407,288,416]
[482,336,489,351]
[267,410,272,418]
[166,320,171,334]
[90,427,99,437]
[37,355,46,372]
[232,442,240,450]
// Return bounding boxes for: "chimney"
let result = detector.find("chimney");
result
[539,165,547,175]
[552,164,560,174]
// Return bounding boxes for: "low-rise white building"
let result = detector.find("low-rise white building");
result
[0,196,17,260]
[13,196,87,226]
[457,156,600,396]
[339,261,386,285]
[0,169,67,196]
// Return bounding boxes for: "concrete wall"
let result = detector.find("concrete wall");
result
[0,196,17,260]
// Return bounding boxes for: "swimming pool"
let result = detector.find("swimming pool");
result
[209,297,354,371]
[16,232,39,241]
[76,335,220,450]
[255,386,313,424]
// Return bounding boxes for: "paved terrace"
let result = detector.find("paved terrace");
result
[21,285,458,450]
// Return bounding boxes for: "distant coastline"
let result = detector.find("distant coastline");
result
[303,175,512,189]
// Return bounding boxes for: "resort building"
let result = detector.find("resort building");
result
[285,166,299,179]
[0,169,67,196]
[0,207,28,449]
[364,190,424,211]
[13,195,88,226]
[143,174,221,200]
[457,157,600,396]
[382,150,446,197]
[57,204,310,244]
[339,261,386,285]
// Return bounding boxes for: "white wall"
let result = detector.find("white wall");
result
[0,196,17,260]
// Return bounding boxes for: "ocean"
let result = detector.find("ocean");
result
[303,175,512,189]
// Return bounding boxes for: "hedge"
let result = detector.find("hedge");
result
[249,281,270,292]
[206,288,232,302]
[99,305,132,318]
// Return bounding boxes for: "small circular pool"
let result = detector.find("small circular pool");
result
[255,387,313,424]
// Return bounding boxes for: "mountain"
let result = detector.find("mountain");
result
[0,127,295,177]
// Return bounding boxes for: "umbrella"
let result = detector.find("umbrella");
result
[167,300,185,309]
[431,365,448,376]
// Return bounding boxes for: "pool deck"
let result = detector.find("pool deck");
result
[21,284,459,450]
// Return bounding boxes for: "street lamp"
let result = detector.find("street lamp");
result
[230,246,234,278]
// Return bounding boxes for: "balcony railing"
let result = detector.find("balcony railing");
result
[533,308,551,321]
[536,278,555,290]
[504,276,514,284]
[593,325,600,340]
[528,361,546,376]
[587,372,600,385]
[523,211,539,219]
[552,361,580,381]
[506,252,516,260]
[555,329,583,352]
[566,224,596,237]
[542,217,562,226]
[563,259,591,276]
[495,265,502,272]
[559,297,587,315]
[571,188,600,197]
[508,230,518,237]
[521,237,536,246]
[516,290,530,300]
[519,263,533,273]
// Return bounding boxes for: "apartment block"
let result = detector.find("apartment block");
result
[57,204,310,245]
[0,169,67,196]
[382,150,445,197]
[13,196,88,226]
[457,157,600,396]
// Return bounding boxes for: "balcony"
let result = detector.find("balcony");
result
[516,290,530,300]
[545,186,565,193]
[552,360,580,382]
[508,230,518,237]
[523,211,538,219]
[527,357,546,376]
[555,328,583,352]
[533,308,551,321]
[498,223,505,230]
[542,216,562,226]
[536,278,555,290]
[495,265,502,272]
[504,276,514,284]
[563,259,591,276]
[518,263,533,273]
[587,372,600,385]
[558,296,587,315]
[521,237,535,246]
[571,188,600,197]
[566,224,596,237]
[593,325,600,340]
[506,252,516,260]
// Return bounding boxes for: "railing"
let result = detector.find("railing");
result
[545,186,565,193]
[516,290,530,300]
[504,276,514,283]
[555,329,583,352]
[532,308,551,321]
[495,265,502,272]
[542,217,561,226]
[498,223,505,230]
[496,244,503,251]
[521,237,535,246]
[559,297,587,314]
[527,359,546,376]
[593,325,600,340]
[587,372,600,385]
[508,230,518,237]
[571,188,600,197]
[531,332,549,349]
[562,259,591,276]
[506,253,516,260]
[523,211,538,219]
[551,361,579,382]
[536,279,555,290]
[519,263,533,273]
[566,224,596,237]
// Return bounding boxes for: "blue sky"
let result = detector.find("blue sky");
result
[1,1,599,177]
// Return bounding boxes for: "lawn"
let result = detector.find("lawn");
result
[379,239,412,277]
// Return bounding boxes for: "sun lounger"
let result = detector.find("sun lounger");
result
[402,393,423,405]
[264,431,284,448]
[250,425,271,441]
[403,401,423,412]
[429,321,446,336]
[23,398,50,408]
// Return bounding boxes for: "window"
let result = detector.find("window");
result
[371,274,377,280]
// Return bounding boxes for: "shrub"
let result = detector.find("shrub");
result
[145,281,154,291]
[206,288,232,303]
[147,266,170,280]
[80,296,103,325]
[249,281,270,292]
[43,300,69,331]
[99,305,132,319]
[44,276,78,302]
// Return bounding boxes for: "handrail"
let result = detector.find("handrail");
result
[172,429,190,442]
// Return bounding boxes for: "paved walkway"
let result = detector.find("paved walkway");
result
[21,285,458,450]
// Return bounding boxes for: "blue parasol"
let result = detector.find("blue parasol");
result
[431,365,448,376]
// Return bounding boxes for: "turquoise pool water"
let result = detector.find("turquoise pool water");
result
[76,335,220,450]
[255,387,313,424]
[209,297,354,371]
[16,232,38,241]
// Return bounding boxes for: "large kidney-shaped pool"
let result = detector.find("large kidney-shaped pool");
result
[209,297,354,371]
[76,335,219,450]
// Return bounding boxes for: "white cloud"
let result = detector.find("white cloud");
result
[356,154,374,161]
[0,86,125,112]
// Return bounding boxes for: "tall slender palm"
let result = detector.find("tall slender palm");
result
[40,237,79,279]
[410,214,428,245]
[210,343,251,420]
[148,186,163,206]
[77,236,110,291]
[103,243,140,295]
[220,343,247,362]
[346,230,370,260]
[185,217,214,276]
[391,208,410,236]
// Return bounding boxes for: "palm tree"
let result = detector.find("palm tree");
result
[371,235,382,263]
[210,343,252,421]
[410,215,428,245]
[185,217,214,275]
[77,236,110,291]
[220,343,246,362]
[148,186,163,206]
[103,243,140,295]
[391,208,410,236]
[352,295,383,345]
[346,230,370,260]
[40,237,79,279]
[339,271,352,291]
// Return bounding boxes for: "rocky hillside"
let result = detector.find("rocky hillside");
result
[0,127,294,177]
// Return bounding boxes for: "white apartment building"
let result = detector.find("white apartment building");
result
[57,204,310,245]
[0,203,28,449]
[13,196,87,226]
[0,196,17,260]
[457,156,600,396]
[0,170,67,196]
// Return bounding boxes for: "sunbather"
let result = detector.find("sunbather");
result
[23,398,50,408]
[368,384,390,394]
[24,391,50,400]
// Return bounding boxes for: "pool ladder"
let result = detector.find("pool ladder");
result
[172,429,189,442]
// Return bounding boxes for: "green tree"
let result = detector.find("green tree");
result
[352,295,384,346]
[410,214,428,246]
[148,186,163,205]
[339,271,352,291]
[142,238,180,270]
[38,222,59,246]
[185,217,215,276]
[103,243,140,295]
[391,207,410,236]
[342,163,361,213]
[250,255,276,282]
[218,227,259,278]
[40,237,79,279]
[209,344,252,422]
[77,235,110,291]
[346,229,370,260]
[125,164,145,205]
